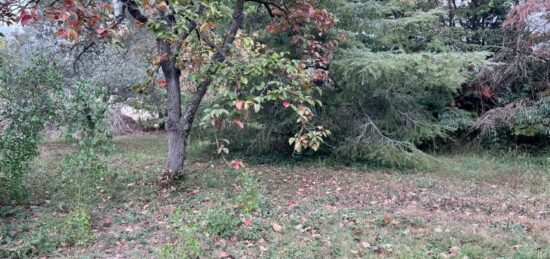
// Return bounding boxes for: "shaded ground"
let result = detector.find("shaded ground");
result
[1,134,549,258]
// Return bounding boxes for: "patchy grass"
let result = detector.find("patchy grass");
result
[1,133,549,258]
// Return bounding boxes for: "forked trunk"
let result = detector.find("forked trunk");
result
[156,0,245,187]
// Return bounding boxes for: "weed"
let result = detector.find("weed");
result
[205,208,239,239]
[236,171,265,214]
[59,209,95,246]
[160,208,203,258]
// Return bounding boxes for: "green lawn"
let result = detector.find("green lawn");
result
[1,134,549,258]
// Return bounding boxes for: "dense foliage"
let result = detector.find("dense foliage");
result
[0,57,61,203]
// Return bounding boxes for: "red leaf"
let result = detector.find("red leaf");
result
[383,215,392,225]
[55,29,67,38]
[157,79,167,88]
[481,85,491,98]
[19,10,32,26]
[233,119,244,129]
[96,28,107,37]
[243,219,253,226]
[235,100,245,110]
[88,16,100,26]
[282,101,290,108]
[230,160,244,170]
[68,19,80,27]
[321,56,329,65]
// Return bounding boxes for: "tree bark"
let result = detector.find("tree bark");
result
[157,37,186,180]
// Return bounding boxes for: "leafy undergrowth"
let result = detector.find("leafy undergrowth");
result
[1,133,549,258]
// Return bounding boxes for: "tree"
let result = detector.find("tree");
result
[315,0,488,168]
[2,0,334,183]
[470,0,550,145]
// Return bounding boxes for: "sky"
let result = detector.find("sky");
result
[0,25,22,38]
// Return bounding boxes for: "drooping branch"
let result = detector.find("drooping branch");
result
[245,0,287,17]
[180,0,246,129]
[119,0,147,23]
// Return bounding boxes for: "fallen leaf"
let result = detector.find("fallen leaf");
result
[272,223,282,232]
[448,246,459,257]
[230,160,245,170]
[383,215,392,225]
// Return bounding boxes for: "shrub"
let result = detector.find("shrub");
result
[60,81,113,204]
[0,58,61,204]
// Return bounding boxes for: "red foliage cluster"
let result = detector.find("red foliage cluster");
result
[11,0,121,41]
[266,1,336,84]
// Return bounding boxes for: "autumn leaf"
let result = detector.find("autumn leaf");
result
[56,29,68,38]
[96,28,107,37]
[99,2,112,11]
[272,223,282,232]
[243,219,253,226]
[230,160,244,170]
[481,84,491,98]
[235,100,245,110]
[448,246,459,257]
[65,0,74,8]
[157,79,167,88]
[233,119,244,128]
[383,215,392,225]
[66,28,79,41]
[19,10,33,26]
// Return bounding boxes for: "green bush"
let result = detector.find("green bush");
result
[0,58,61,204]
[60,81,113,205]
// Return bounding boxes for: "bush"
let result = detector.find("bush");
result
[60,81,113,204]
[0,58,61,204]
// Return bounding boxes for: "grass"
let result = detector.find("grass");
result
[1,133,549,258]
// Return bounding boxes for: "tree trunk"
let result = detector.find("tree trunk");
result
[156,0,245,187]
[158,39,185,183]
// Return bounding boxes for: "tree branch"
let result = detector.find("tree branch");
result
[120,0,147,23]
